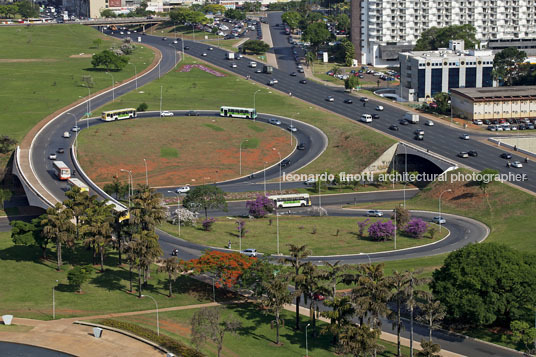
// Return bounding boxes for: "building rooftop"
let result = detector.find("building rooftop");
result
[400,49,494,61]
[451,86,536,100]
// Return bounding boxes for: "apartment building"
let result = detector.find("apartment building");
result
[351,0,536,67]
[399,40,495,101]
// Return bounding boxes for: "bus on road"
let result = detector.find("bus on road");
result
[267,194,311,208]
[105,201,130,223]
[67,178,89,192]
[101,108,137,121]
[53,161,71,180]
[220,106,257,119]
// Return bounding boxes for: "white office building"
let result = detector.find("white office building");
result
[399,40,496,102]
[350,0,536,67]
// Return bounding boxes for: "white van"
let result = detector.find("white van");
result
[360,114,372,123]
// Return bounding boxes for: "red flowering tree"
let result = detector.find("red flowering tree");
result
[190,251,256,288]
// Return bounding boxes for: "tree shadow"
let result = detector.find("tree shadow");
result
[226,303,278,344]
[451,192,477,200]
[90,268,125,292]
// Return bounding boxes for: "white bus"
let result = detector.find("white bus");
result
[101,108,137,121]
[67,178,89,193]
[267,194,311,208]
[53,161,71,180]
[220,106,257,119]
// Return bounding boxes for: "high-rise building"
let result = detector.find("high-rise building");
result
[351,0,536,67]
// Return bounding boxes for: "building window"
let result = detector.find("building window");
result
[431,68,443,96]
[466,67,477,87]
[482,67,493,87]
[418,69,426,99]
[449,68,460,89]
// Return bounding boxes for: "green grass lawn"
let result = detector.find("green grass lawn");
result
[0,25,154,143]
[0,231,220,320]
[96,55,395,177]
[100,302,413,357]
[159,215,447,256]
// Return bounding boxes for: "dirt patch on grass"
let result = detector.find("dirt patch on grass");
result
[0,59,58,62]
[69,54,93,58]
[77,117,293,187]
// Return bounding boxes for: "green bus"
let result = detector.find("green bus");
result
[220,106,257,119]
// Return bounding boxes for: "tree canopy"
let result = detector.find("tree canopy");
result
[281,11,302,30]
[492,47,528,86]
[91,50,129,71]
[169,8,208,24]
[431,243,536,327]
[242,39,270,54]
[414,25,478,51]
[224,8,246,20]
[302,22,333,49]
[183,185,227,219]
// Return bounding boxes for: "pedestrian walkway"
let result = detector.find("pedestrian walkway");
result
[261,22,278,68]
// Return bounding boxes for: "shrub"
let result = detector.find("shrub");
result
[67,265,93,293]
[246,195,274,218]
[403,218,428,238]
[357,218,370,238]
[367,220,395,241]
[167,207,198,226]
[137,102,148,112]
[98,319,204,357]
[202,217,216,231]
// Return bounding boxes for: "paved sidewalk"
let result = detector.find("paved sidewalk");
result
[261,22,278,68]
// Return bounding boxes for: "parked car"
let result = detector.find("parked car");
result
[160,111,173,117]
[460,134,470,140]
[313,292,325,301]
[176,186,190,194]
[432,216,447,224]
[457,152,469,158]
[367,210,383,217]
[268,118,281,125]
[500,153,512,159]
[240,248,257,257]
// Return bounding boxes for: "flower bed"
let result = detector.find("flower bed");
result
[179,64,225,77]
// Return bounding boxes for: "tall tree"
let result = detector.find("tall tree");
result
[131,230,162,297]
[406,271,429,357]
[191,307,241,357]
[64,186,95,242]
[157,257,185,297]
[86,201,114,272]
[417,339,442,357]
[301,262,327,337]
[338,323,383,356]
[388,270,411,356]
[414,25,478,51]
[492,47,528,86]
[321,260,346,298]
[281,11,302,30]
[130,184,167,232]
[302,22,333,50]
[42,203,75,271]
[321,296,355,345]
[11,215,49,259]
[283,244,311,330]
[260,272,294,345]
[183,185,227,219]
[416,291,446,342]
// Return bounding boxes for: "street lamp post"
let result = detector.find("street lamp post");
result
[263,161,267,196]
[394,208,397,250]
[120,169,133,208]
[240,139,249,176]
[253,89,261,122]
[143,158,148,186]
[52,279,58,319]
[159,85,163,116]
[438,189,452,232]
[276,208,280,255]
[305,323,311,357]
[106,72,115,102]
[403,144,408,208]
[86,86,91,129]
[141,294,159,336]
[129,62,138,90]
[168,191,181,237]
[277,150,282,194]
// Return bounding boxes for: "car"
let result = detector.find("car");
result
[230,63,237,68]
[432,216,447,224]
[172,40,178,44]
[389,124,399,131]
[280,159,291,167]
[414,129,424,135]
[186,110,199,116]
[500,153,513,159]
[290,72,297,76]
[57,148,65,154]
[299,79,307,84]
[414,134,424,141]
[241,248,257,257]
[171,249,179,256]
[360,97,369,102]
[160,111,174,117]
[184,46,190,50]
[268,80,276,85]
[344,99,353,104]
[271,78,279,84]
[457,152,469,158]
[63,131,71,138]
[255,68,262,73]
[372,114,380,119]
[49,153,57,160]
[176,186,190,194]
[367,210,383,217]
[468,150,478,157]
[287,125,297,132]
[460,134,470,140]
[249,61,257,68]
[375,105,384,111]
[162,37,167,41]
[313,292,325,301]
[425,120,434,126]
[297,68,304,73]
[297,143,305,150]
[208,47,213,51]
[511,161,523,168]
[268,118,281,125]
[304,177,317,185]
[399,119,409,125]
[71,126,81,132]
[202,52,207,56]
[473,119,483,125]
[326,96,334,102]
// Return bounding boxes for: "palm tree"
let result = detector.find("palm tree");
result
[83,200,113,268]
[388,270,411,357]
[260,273,294,345]
[406,271,430,357]
[321,295,355,345]
[157,257,185,297]
[301,262,328,337]
[42,203,75,271]
[132,229,162,297]
[418,339,441,357]
[130,184,167,232]
[338,323,383,357]
[416,291,446,342]
[283,244,311,330]
[64,186,95,242]
[321,260,346,298]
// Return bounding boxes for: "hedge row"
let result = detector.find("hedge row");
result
[98,318,204,357]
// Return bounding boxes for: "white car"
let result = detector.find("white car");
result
[367,210,383,217]
[176,186,190,194]
[172,40,178,44]
[287,125,297,132]
[49,153,57,160]
[160,111,174,117]
[268,118,281,125]
[72,126,81,132]
[249,61,257,68]
[271,78,278,84]
[460,134,470,140]
[375,105,384,111]
[432,216,447,224]
[425,120,435,126]
[326,96,334,102]
[304,178,317,185]
[63,131,71,138]
[511,161,523,168]
[473,119,483,125]
[231,63,237,68]
[202,52,207,57]
[240,248,257,257]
